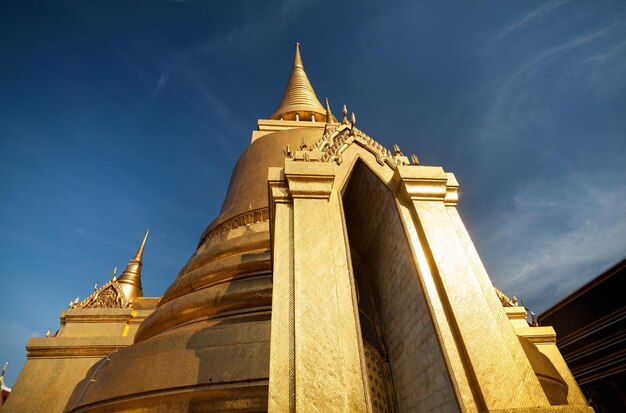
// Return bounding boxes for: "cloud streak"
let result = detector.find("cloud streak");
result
[153,72,169,96]
[479,170,626,312]
[189,0,311,57]
[480,27,609,147]
[497,0,570,40]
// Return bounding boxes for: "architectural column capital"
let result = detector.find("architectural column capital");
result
[393,165,448,202]
[268,167,292,204]
[444,172,459,206]
[393,165,460,205]
[284,160,335,199]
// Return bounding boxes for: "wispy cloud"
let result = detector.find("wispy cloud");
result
[153,72,169,96]
[158,0,313,158]
[497,0,570,40]
[189,0,311,56]
[587,39,626,63]
[479,170,626,312]
[584,34,626,97]
[480,28,609,147]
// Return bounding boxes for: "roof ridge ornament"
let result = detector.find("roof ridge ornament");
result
[0,360,10,391]
[341,104,349,125]
[325,97,336,124]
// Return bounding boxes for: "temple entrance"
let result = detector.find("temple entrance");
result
[351,247,398,413]
[342,160,458,413]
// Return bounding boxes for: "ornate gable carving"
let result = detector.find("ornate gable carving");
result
[284,122,413,169]
[78,280,131,309]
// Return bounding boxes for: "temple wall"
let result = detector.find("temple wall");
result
[1,304,154,413]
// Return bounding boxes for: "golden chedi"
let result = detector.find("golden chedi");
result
[7,43,592,413]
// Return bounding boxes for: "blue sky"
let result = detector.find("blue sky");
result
[1,0,625,387]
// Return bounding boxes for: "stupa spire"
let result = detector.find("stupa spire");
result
[271,42,326,121]
[117,229,149,302]
[293,41,304,68]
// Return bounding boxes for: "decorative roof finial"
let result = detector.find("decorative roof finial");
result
[342,104,349,125]
[325,97,335,123]
[393,144,404,156]
[0,360,9,389]
[271,43,326,120]
[117,229,149,302]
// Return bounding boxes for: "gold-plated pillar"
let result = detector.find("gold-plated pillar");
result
[268,167,295,412]
[268,161,368,412]
[393,165,552,411]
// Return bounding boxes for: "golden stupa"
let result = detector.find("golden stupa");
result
[3,44,592,413]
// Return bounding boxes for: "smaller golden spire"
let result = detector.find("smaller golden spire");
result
[117,229,149,302]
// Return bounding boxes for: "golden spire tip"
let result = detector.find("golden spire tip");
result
[133,229,150,261]
[293,42,303,68]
